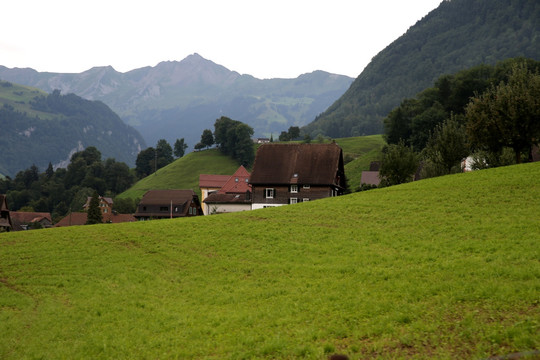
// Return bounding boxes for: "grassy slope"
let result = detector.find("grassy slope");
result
[1,163,539,359]
[0,81,53,119]
[338,135,385,189]
[119,149,241,199]
[121,136,385,200]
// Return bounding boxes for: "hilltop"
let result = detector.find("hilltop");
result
[304,0,540,138]
[1,162,538,358]
[0,81,145,176]
[0,54,353,148]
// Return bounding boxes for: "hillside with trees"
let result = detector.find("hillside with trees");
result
[303,0,539,138]
[0,82,145,176]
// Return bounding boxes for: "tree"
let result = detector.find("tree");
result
[194,142,205,151]
[85,191,103,225]
[466,63,540,164]
[422,115,469,178]
[213,116,254,165]
[288,126,300,140]
[156,139,174,167]
[135,147,156,178]
[278,131,290,142]
[174,138,188,158]
[200,129,214,149]
[379,141,418,186]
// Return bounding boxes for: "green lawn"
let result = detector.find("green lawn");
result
[119,149,241,200]
[1,162,538,359]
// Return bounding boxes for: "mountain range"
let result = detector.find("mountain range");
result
[303,0,540,138]
[0,54,353,148]
[0,81,145,177]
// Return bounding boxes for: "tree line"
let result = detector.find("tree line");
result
[0,147,137,222]
[376,58,540,187]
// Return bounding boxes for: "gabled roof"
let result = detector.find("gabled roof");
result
[360,171,381,186]
[54,212,136,227]
[199,174,230,189]
[138,189,197,206]
[249,143,344,186]
[0,194,9,212]
[219,165,251,194]
[9,211,52,224]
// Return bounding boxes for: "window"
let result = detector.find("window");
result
[189,207,193,215]
[303,198,310,202]
[265,188,274,198]
[235,177,239,182]
[303,184,310,189]
[160,206,168,212]
[290,198,298,204]
[290,184,298,193]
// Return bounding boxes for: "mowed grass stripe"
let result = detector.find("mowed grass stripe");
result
[1,162,539,359]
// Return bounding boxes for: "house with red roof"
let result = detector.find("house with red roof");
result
[199,174,230,215]
[202,166,252,215]
[249,143,346,209]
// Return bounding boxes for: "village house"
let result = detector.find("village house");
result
[134,189,202,220]
[10,211,53,230]
[249,143,346,209]
[202,166,252,215]
[83,196,113,215]
[199,174,230,215]
[0,194,13,232]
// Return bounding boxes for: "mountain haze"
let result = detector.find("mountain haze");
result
[303,0,540,138]
[0,54,353,148]
[0,81,145,177]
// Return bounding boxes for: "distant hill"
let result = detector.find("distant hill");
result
[0,54,353,149]
[2,162,538,358]
[303,0,540,138]
[0,81,145,176]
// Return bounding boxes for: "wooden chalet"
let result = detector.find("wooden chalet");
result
[134,190,202,220]
[203,166,252,214]
[0,194,13,232]
[249,143,346,209]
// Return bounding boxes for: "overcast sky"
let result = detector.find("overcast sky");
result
[1,0,442,79]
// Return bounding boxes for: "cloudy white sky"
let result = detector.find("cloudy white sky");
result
[1,0,442,79]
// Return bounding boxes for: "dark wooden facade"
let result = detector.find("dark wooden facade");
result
[0,194,13,231]
[134,189,202,220]
[249,143,346,209]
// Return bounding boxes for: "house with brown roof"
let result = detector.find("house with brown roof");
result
[134,189,202,220]
[0,194,13,232]
[54,212,136,227]
[249,143,346,209]
[10,211,53,230]
[203,166,252,215]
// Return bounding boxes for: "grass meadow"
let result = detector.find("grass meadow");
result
[1,163,539,359]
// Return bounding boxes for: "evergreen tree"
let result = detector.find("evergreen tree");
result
[85,191,103,225]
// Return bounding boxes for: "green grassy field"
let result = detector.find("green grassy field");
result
[1,162,538,359]
[337,135,386,189]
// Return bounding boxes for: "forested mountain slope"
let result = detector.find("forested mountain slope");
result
[0,54,353,148]
[0,81,145,176]
[303,0,539,138]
